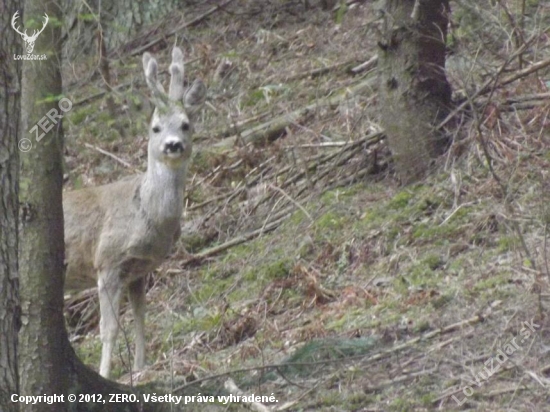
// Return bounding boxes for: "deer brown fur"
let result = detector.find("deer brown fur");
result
[63,47,206,378]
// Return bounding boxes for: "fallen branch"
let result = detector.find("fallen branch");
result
[350,54,378,74]
[83,143,136,170]
[498,56,550,89]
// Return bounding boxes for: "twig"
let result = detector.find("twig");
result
[363,367,438,393]
[269,184,313,223]
[498,56,550,89]
[439,201,477,226]
[436,32,543,130]
[350,54,378,74]
[224,378,271,412]
[83,143,135,170]
[283,142,350,149]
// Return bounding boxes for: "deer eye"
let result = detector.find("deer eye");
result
[152,126,161,133]
[181,122,190,132]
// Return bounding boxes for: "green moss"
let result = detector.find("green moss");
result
[422,253,443,270]
[321,185,364,204]
[69,107,93,125]
[243,89,266,107]
[264,258,292,280]
[389,397,414,411]
[412,221,462,243]
[193,277,232,303]
[315,210,347,231]
[388,189,414,210]
[420,392,436,406]
[347,391,370,407]
[394,259,442,293]
[74,337,101,371]
[181,232,212,253]
[431,293,453,309]
[473,273,508,292]
[414,320,431,333]
[327,308,371,331]
[497,235,517,252]
[448,256,468,276]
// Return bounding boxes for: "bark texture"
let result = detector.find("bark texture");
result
[0,0,22,409]
[18,0,70,409]
[63,0,184,61]
[378,0,451,183]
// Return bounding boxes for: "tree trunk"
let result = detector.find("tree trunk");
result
[18,0,71,408]
[378,0,451,183]
[0,0,22,410]
[63,0,184,61]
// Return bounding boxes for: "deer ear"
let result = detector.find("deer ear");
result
[142,52,167,107]
[184,79,206,116]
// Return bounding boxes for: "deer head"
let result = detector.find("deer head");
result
[142,47,206,171]
[12,11,49,54]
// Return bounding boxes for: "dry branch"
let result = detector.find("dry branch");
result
[83,143,136,170]
[350,54,378,74]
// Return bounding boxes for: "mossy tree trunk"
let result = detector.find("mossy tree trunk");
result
[0,0,22,410]
[378,0,451,183]
[18,0,73,407]
[17,1,176,410]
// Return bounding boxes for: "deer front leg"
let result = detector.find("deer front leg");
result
[98,271,123,378]
[128,276,146,372]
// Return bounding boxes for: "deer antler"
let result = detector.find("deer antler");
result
[11,11,27,38]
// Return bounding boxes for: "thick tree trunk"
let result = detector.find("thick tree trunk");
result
[0,0,22,410]
[18,0,71,408]
[63,0,183,61]
[378,0,451,183]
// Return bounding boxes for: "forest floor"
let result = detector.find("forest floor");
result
[63,1,550,410]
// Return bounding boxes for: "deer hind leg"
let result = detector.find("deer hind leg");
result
[98,271,123,378]
[128,276,146,372]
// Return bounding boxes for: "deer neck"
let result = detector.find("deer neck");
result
[139,158,187,226]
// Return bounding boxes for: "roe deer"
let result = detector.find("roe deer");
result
[63,46,206,378]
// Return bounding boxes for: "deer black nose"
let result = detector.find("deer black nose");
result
[164,141,184,154]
